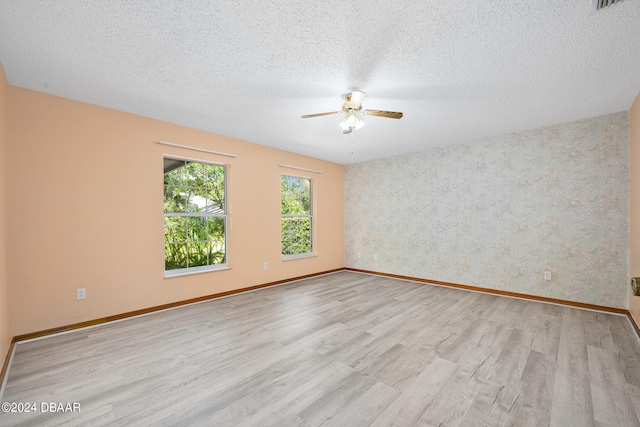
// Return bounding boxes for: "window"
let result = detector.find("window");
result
[281,175,312,258]
[164,158,227,275]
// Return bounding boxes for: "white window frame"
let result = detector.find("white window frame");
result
[281,174,314,260]
[164,157,228,277]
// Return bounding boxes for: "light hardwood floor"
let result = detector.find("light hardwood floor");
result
[2,271,640,426]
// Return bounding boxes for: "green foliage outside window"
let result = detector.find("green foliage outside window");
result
[164,159,226,271]
[281,175,312,255]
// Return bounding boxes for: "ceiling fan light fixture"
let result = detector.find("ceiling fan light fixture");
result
[339,112,365,132]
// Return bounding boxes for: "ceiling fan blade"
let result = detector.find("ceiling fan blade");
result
[347,90,366,108]
[364,109,403,119]
[301,111,341,119]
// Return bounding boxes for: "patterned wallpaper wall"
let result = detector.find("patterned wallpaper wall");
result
[345,112,629,308]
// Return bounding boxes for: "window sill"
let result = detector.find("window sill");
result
[282,253,317,261]
[164,265,231,279]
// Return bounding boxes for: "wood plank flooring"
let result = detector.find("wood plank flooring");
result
[2,271,640,426]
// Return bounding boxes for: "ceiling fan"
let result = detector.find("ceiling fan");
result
[301,90,403,134]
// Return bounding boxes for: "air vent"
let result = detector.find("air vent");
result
[593,0,623,10]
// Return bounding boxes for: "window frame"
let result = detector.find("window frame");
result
[281,174,314,260]
[163,156,229,277]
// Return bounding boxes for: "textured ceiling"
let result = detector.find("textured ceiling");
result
[1,1,639,164]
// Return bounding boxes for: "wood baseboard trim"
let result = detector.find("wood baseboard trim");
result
[0,338,16,393]
[13,268,343,342]
[628,312,640,338]
[345,268,631,315]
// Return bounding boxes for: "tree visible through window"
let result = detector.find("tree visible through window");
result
[281,175,312,257]
[164,158,227,274]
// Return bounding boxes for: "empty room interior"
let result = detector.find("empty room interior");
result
[1,1,640,426]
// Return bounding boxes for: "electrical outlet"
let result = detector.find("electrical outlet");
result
[544,271,552,281]
[76,288,86,300]
[357,253,361,259]
[374,254,378,261]
[263,262,268,270]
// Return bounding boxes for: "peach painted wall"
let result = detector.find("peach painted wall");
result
[8,87,344,335]
[630,91,640,326]
[0,64,11,363]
